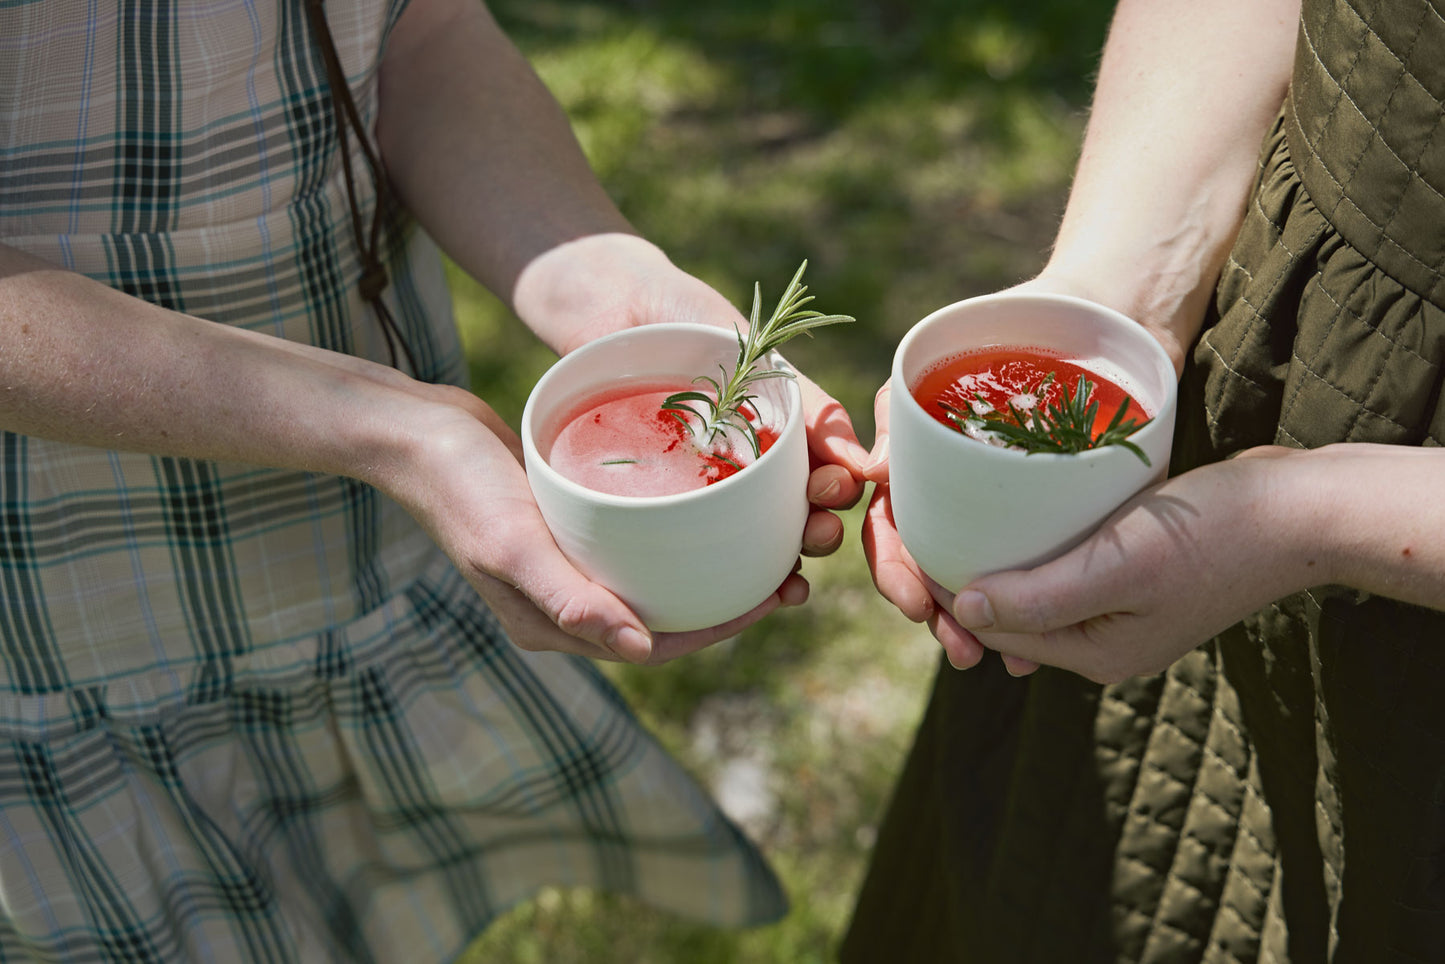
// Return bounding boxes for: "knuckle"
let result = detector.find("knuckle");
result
[547,591,599,639]
[1008,596,1056,635]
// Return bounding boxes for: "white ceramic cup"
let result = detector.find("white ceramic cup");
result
[888,292,1179,594]
[522,323,810,633]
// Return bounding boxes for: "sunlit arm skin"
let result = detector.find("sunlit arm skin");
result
[862,0,1445,679]
[1038,0,1301,371]
[0,0,868,667]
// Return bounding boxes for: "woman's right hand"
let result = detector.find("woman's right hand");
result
[362,376,812,665]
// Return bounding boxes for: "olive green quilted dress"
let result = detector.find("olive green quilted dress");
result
[842,1,1445,961]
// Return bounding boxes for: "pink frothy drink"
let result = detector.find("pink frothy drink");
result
[543,381,778,497]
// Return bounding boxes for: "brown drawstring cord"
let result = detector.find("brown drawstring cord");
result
[303,0,420,375]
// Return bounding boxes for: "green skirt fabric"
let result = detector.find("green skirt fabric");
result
[840,111,1445,963]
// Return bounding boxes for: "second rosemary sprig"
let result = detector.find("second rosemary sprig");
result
[940,372,1154,465]
[662,260,853,458]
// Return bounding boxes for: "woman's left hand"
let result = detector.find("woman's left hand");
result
[918,447,1323,682]
[946,443,1445,682]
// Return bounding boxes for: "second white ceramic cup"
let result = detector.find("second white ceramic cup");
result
[888,292,1179,594]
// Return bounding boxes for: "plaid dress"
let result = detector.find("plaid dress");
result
[0,2,785,961]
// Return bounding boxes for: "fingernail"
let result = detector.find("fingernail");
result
[811,478,842,504]
[953,590,994,630]
[865,436,889,474]
[611,626,652,662]
[1004,660,1029,678]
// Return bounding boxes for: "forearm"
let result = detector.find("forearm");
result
[376,0,637,341]
[1043,0,1300,368]
[1288,445,1445,610]
[1210,444,1445,614]
[0,244,433,483]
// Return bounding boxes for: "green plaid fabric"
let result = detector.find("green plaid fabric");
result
[0,2,785,961]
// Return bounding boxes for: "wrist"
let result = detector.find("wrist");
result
[335,380,486,495]
[511,233,669,354]
[1286,444,1445,605]
[1236,445,1362,595]
[1028,262,1205,376]
[512,234,744,357]
[1039,168,1254,371]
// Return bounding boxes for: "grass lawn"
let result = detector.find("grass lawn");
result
[451,0,1114,959]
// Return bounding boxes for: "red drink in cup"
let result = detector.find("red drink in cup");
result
[910,346,1149,448]
[543,381,780,497]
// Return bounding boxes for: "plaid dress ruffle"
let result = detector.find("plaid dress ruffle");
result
[0,2,785,961]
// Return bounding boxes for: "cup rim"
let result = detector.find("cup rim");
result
[891,291,1178,465]
[521,323,805,508]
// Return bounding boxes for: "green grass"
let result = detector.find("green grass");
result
[450,0,1113,959]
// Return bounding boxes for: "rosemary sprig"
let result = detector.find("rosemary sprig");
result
[662,260,854,457]
[941,372,1154,465]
